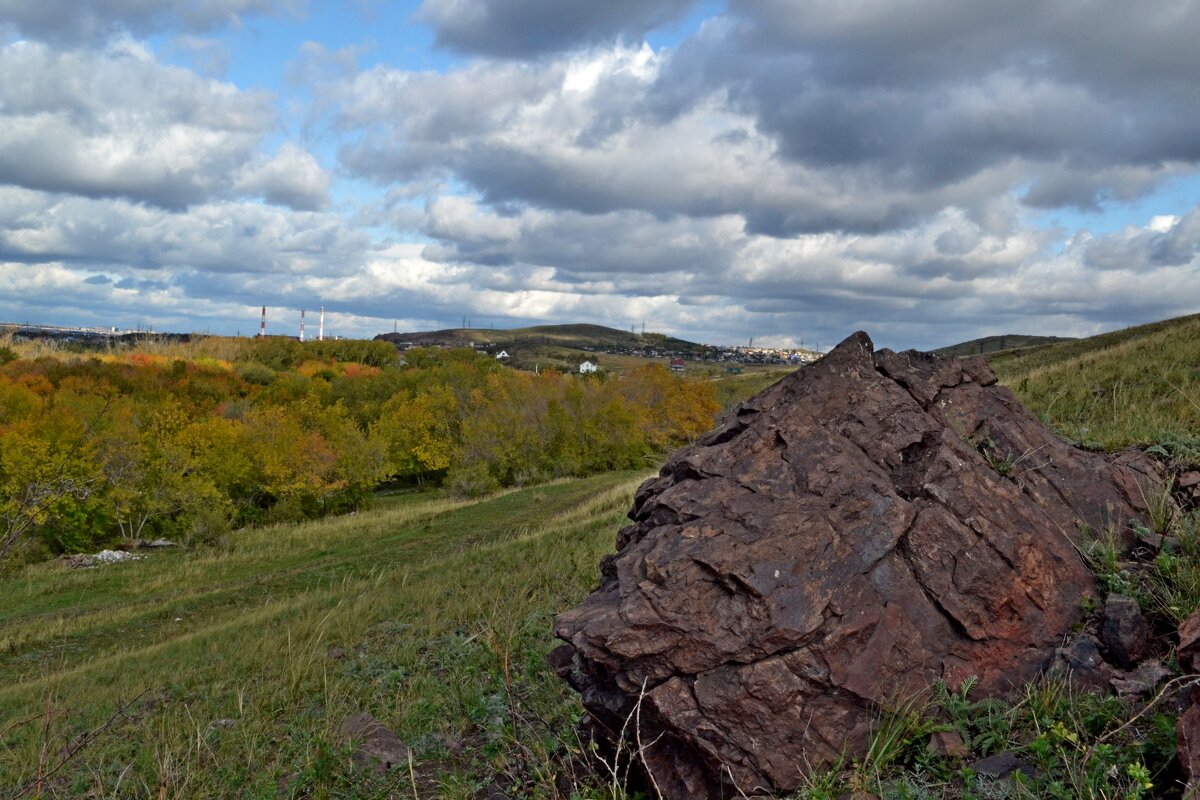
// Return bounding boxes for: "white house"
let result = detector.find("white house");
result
[579,360,598,374]
[495,350,510,360]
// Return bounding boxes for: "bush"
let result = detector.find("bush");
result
[235,361,277,385]
[447,460,500,498]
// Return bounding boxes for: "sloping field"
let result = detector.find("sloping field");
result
[934,334,1075,358]
[0,472,649,798]
[377,323,701,354]
[992,313,1200,451]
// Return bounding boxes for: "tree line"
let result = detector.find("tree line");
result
[0,338,719,562]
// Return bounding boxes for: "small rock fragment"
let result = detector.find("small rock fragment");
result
[1050,635,1114,692]
[1178,696,1200,788]
[1111,660,1172,696]
[928,729,968,759]
[277,771,301,800]
[1179,610,1200,672]
[1099,594,1149,669]
[338,712,409,773]
[969,751,1036,780]
[481,783,509,800]
[1135,528,1164,551]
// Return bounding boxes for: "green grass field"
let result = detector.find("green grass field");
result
[6,313,1200,799]
[992,313,1200,452]
[0,472,649,798]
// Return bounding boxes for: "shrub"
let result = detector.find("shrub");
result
[235,361,277,385]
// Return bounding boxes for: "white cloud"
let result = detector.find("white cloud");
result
[5,2,1200,351]
[235,144,331,211]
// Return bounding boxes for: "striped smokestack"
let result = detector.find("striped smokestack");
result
[319,307,324,341]
[300,308,306,342]
[260,305,266,337]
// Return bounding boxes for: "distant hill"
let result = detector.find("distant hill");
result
[986,312,1200,450]
[934,334,1076,358]
[376,323,707,355]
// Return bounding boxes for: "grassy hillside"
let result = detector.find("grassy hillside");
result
[990,313,1200,451]
[7,316,1200,798]
[4,448,1196,799]
[376,323,726,377]
[376,322,801,389]
[0,472,647,797]
[935,334,1076,358]
[377,323,701,355]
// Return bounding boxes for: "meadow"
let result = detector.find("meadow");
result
[0,472,646,798]
[989,313,1200,452]
[3,315,1200,798]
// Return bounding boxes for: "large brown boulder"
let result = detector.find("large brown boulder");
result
[552,331,1158,797]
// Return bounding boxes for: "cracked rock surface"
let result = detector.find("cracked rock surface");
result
[552,331,1159,797]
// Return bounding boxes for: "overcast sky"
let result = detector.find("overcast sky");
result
[2,0,1199,350]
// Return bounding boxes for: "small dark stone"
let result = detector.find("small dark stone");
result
[1179,609,1200,672]
[277,772,300,800]
[1178,695,1200,787]
[437,733,465,757]
[929,729,968,759]
[1099,594,1149,669]
[1111,660,1172,696]
[1135,528,1164,551]
[338,712,409,773]
[480,783,509,800]
[1050,635,1114,692]
[970,751,1036,780]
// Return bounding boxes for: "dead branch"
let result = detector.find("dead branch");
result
[8,688,149,799]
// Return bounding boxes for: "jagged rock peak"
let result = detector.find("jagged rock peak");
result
[553,331,1158,797]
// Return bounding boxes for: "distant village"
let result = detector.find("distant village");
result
[389,335,820,373]
[573,342,819,367]
[6,317,822,372]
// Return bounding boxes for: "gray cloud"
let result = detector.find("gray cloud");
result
[0,187,368,274]
[419,196,742,278]
[235,144,331,211]
[0,40,330,211]
[167,35,231,78]
[0,0,301,45]
[338,1,1200,239]
[5,0,1200,353]
[1082,207,1200,271]
[415,0,698,58]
